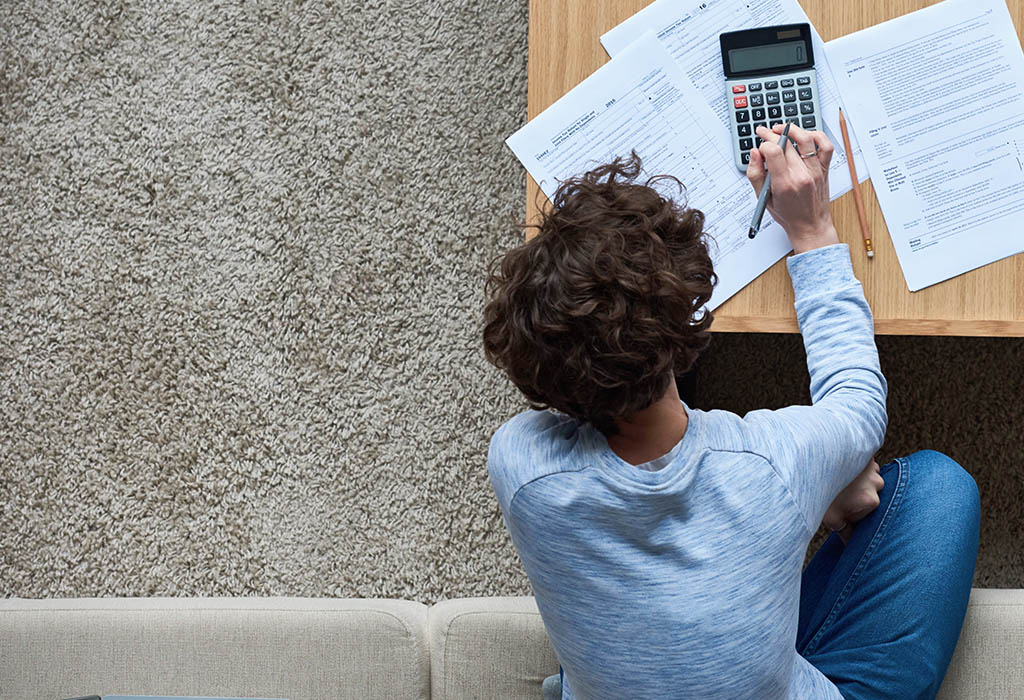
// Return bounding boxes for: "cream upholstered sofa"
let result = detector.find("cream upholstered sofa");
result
[2,591,1022,699]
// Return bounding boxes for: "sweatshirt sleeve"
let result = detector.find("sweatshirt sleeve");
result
[744,243,888,537]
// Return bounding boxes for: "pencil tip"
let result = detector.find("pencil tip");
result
[867,250,874,258]
[748,228,757,239]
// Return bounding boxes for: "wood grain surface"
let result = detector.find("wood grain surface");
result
[524,0,1024,336]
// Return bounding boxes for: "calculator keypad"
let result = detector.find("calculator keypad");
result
[726,70,820,171]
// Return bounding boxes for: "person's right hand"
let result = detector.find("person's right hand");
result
[747,123,839,254]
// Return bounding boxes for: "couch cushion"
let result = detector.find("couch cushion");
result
[938,588,1024,699]
[0,596,429,700]
[429,590,1024,700]
[428,596,557,700]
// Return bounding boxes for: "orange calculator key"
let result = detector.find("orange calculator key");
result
[732,85,746,93]
[734,96,748,108]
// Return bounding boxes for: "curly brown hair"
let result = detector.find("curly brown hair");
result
[482,152,717,437]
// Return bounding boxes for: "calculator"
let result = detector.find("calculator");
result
[719,23,822,171]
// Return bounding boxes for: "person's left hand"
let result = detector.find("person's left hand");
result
[822,459,884,545]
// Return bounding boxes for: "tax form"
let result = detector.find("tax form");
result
[601,0,869,201]
[506,34,791,310]
[828,0,1024,291]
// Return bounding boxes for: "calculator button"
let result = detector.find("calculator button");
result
[749,93,764,107]
[752,108,766,120]
[739,137,753,150]
[753,121,767,132]
[737,123,751,136]
[748,82,762,91]
[734,96,748,108]
[736,109,750,122]
[782,90,796,103]
[732,85,746,93]
[781,78,795,87]
[797,76,811,85]
[798,88,813,100]
[741,151,751,165]
[770,120,784,128]
[768,106,782,119]
[800,102,815,114]
[765,80,779,89]
[802,116,817,129]
[783,104,798,117]
[766,92,780,105]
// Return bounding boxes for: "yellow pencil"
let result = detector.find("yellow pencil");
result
[838,109,874,258]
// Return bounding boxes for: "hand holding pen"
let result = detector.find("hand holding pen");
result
[748,122,792,239]
[746,122,841,255]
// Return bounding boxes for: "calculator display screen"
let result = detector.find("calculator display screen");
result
[719,23,814,78]
[728,40,808,73]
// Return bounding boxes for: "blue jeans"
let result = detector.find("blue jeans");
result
[543,450,980,700]
[798,450,980,699]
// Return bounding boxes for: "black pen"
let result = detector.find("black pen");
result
[748,122,793,239]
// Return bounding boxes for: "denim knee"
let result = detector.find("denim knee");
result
[904,450,980,524]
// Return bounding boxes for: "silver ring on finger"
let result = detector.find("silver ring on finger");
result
[800,147,820,159]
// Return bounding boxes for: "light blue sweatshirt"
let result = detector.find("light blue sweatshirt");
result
[488,244,887,699]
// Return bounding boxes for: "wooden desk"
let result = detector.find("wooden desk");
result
[526,0,1024,336]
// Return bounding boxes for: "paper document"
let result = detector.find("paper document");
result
[828,0,1024,291]
[601,0,869,201]
[506,34,791,310]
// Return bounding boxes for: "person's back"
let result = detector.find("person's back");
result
[490,407,849,698]
[482,124,979,699]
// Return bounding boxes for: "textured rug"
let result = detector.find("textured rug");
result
[1,0,1020,604]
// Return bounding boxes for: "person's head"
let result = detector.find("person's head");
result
[482,152,717,437]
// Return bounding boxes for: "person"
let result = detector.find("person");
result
[481,122,980,699]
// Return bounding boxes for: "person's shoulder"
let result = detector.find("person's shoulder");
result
[488,408,585,510]
[490,407,573,449]
[696,406,774,463]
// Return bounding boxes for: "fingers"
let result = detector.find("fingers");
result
[822,511,845,533]
[746,146,767,197]
[809,128,835,169]
[755,125,792,189]
[867,459,883,489]
[784,131,808,172]
[767,122,833,171]
[784,123,816,169]
[839,526,853,546]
